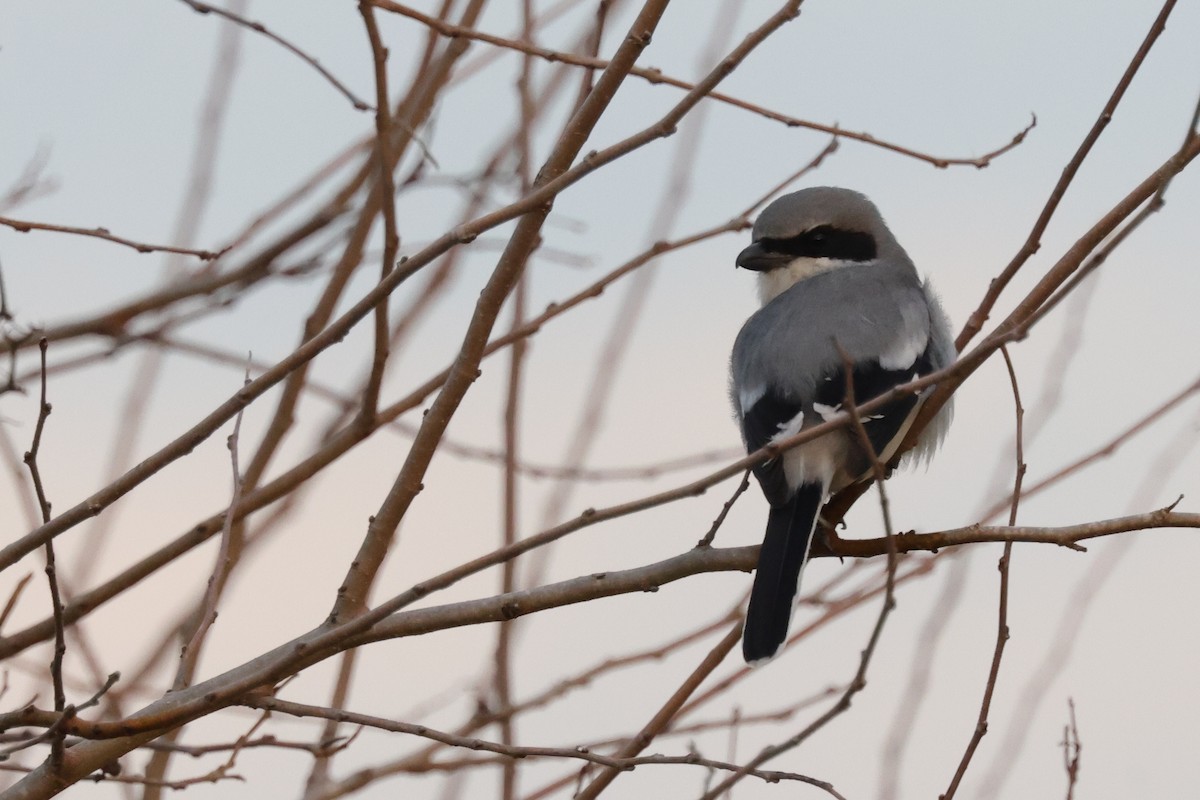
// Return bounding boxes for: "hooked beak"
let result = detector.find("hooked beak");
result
[736,242,790,272]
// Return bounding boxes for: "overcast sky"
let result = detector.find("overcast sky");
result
[2,1,1199,798]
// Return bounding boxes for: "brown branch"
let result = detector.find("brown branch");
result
[979,372,1200,524]
[522,0,745,597]
[176,0,372,111]
[493,4,538,773]
[2,504,1188,752]
[0,98,825,583]
[940,346,1025,799]
[495,125,532,800]
[581,687,841,750]
[1,352,1192,670]
[20,339,67,770]
[371,0,1035,170]
[70,329,745,485]
[301,649,361,797]
[86,768,243,790]
[237,695,623,770]
[313,605,747,794]
[0,672,119,760]
[330,0,686,620]
[1061,699,1081,800]
[885,122,1200,531]
[697,470,751,548]
[0,574,34,634]
[0,216,227,261]
[27,209,336,349]
[174,366,251,690]
[1026,88,1200,333]
[698,518,901,798]
[573,623,741,799]
[0,145,57,214]
[238,695,839,795]
[955,0,1179,351]
[357,0,400,425]
[831,507,1196,558]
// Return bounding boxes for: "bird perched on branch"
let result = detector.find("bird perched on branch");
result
[729,187,955,663]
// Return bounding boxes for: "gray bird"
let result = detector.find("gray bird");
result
[730,187,954,663]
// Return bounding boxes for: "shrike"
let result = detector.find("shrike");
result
[730,187,954,663]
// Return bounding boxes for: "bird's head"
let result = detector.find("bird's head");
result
[738,187,906,304]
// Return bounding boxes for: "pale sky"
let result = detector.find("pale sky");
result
[1,1,1199,798]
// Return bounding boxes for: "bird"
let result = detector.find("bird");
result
[729,186,955,664]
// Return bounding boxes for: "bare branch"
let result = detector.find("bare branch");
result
[20,339,67,769]
[371,0,1035,170]
[174,365,252,689]
[955,0,1179,350]
[1061,699,1082,800]
[176,0,372,111]
[0,216,227,261]
[573,623,740,799]
[940,346,1025,799]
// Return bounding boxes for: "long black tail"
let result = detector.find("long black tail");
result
[743,482,824,664]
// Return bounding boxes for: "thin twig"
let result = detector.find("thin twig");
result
[580,688,840,749]
[329,0,700,621]
[955,0,1179,350]
[493,9,536,778]
[300,649,360,798]
[1025,88,1200,333]
[0,131,857,581]
[696,534,901,798]
[240,694,838,795]
[1061,699,1081,800]
[357,0,399,425]
[0,672,120,760]
[0,255,13,321]
[566,622,741,800]
[524,0,744,595]
[979,372,1200,524]
[20,339,67,770]
[834,342,894,532]
[977,413,1200,800]
[4,353,1197,669]
[0,145,57,214]
[697,470,751,548]
[371,0,1035,170]
[176,0,372,111]
[939,346,1024,799]
[0,216,226,261]
[886,125,1200,528]
[0,574,34,635]
[174,365,252,690]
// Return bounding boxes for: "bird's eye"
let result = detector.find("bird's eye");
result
[807,226,832,243]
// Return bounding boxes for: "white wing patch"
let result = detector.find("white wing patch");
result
[771,409,805,442]
[738,385,766,414]
[878,299,930,370]
[814,401,882,423]
[812,402,840,421]
[878,333,926,371]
